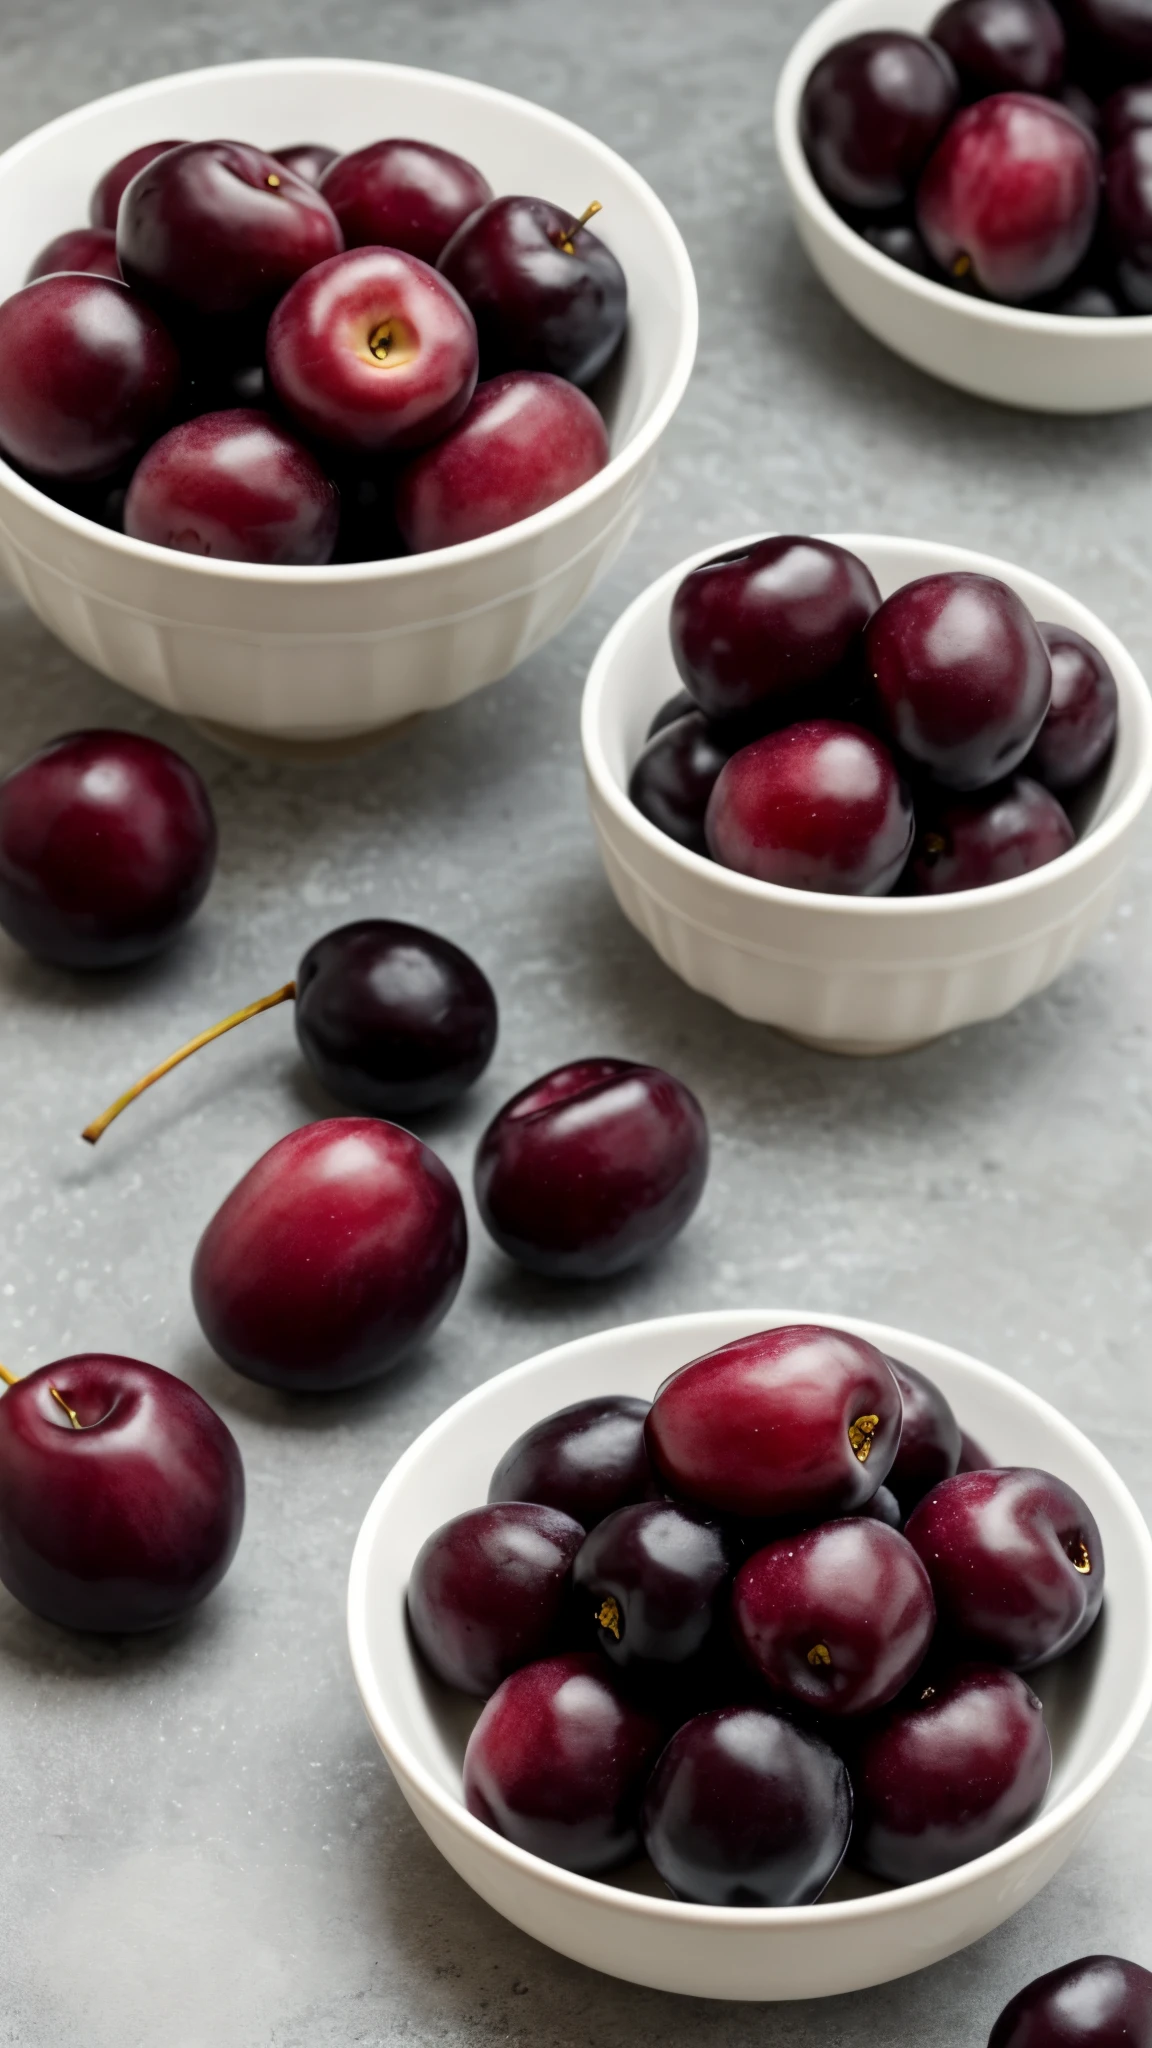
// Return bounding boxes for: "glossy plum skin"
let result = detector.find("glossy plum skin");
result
[1101,81,1152,149]
[117,139,343,317]
[646,1325,903,1520]
[905,1467,1105,1668]
[864,220,939,273]
[0,730,216,969]
[474,1058,708,1280]
[273,143,340,186]
[124,408,339,565]
[852,1662,1052,1883]
[439,194,627,387]
[628,712,733,856]
[89,140,185,229]
[706,720,913,896]
[1104,129,1152,309]
[670,537,881,725]
[191,1118,467,1391]
[1024,624,1119,791]
[295,919,497,1116]
[26,226,121,282]
[320,139,492,263]
[0,1355,243,1632]
[395,370,608,552]
[463,1651,663,1874]
[916,93,1101,301]
[734,1519,935,1717]
[574,1500,730,1672]
[266,246,478,454]
[407,1501,584,1695]
[801,31,959,212]
[989,1955,1152,2047]
[865,572,1052,789]
[909,775,1075,894]
[0,275,179,483]
[488,1396,654,1528]
[1063,0,1152,77]
[641,1707,852,1907]
[929,0,1066,98]
[885,1357,962,1514]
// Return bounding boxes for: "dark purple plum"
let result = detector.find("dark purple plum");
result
[1062,0,1152,80]
[89,140,185,230]
[1049,280,1123,311]
[294,919,497,1116]
[800,31,959,212]
[1101,80,1152,147]
[124,408,339,565]
[647,690,695,739]
[320,138,492,264]
[438,194,627,388]
[463,1651,663,1873]
[641,1707,852,1906]
[629,713,733,855]
[908,776,1075,894]
[851,1663,1052,1883]
[645,1324,903,1521]
[670,536,880,724]
[705,719,913,895]
[407,1501,584,1695]
[474,1058,708,1280]
[488,1396,653,1528]
[1024,623,1118,791]
[989,1955,1152,2047]
[863,220,939,273]
[929,0,1066,97]
[885,1357,962,1514]
[1105,127,1152,307]
[26,226,121,282]
[573,1500,729,1672]
[0,275,179,483]
[905,1467,1104,1668]
[0,730,216,970]
[917,94,1101,301]
[960,1428,999,1472]
[732,1518,935,1716]
[865,571,1052,788]
[273,143,340,186]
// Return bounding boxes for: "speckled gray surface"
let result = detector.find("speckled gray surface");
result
[2,1,1152,2042]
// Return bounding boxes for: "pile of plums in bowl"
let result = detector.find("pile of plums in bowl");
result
[628,534,1118,895]
[407,1322,1104,1902]
[800,0,1152,315]
[0,131,627,563]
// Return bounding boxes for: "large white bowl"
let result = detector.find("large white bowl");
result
[0,60,697,748]
[581,533,1152,1054]
[775,0,1152,413]
[347,1308,1152,2002]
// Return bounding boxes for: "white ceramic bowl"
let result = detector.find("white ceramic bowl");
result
[347,1307,1152,2001]
[775,0,1152,413]
[581,532,1152,1055]
[0,60,697,750]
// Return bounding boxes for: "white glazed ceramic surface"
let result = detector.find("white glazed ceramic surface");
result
[581,532,1152,1054]
[347,1308,1152,2001]
[774,0,1152,412]
[0,60,697,744]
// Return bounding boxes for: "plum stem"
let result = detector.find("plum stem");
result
[81,982,298,1145]
[558,200,602,253]
[0,1364,18,1387]
[49,1385,80,1429]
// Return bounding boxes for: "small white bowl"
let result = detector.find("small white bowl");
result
[347,1307,1152,2002]
[775,0,1152,413]
[0,59,697,749]
[581,532,1152,1055]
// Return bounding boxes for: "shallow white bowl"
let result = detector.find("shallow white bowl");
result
[347,1308,1152,2001]
[775,0,1152,413]
[0,59,697,748]
[581,532,1152,1054]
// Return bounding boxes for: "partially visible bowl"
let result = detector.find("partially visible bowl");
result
[774,0,1152,413]
[0,59,697,750]
[581,532,1152,1054]
[347,1306,1152,2002]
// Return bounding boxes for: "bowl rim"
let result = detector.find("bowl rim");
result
[347,1307,1152,1932]
[580,529,1152,919]
[773,0,1152,342]
[0,56,699,586]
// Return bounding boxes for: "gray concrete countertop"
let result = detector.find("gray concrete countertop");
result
[3,2,1152,2042]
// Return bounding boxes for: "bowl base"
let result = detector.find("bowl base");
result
[780,1026,939,1058]
[191,715,424,764]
